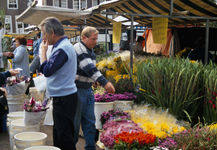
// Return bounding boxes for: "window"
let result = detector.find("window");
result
[73,0,87,10]
[7,0,18,9]
[53,0,68,8]
[92,0,104,7]
[15,16,29,33]
[5,16,12,33]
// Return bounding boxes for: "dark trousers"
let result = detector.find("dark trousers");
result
[53,92,78,150]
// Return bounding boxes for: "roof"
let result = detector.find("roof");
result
[96,0,217,27]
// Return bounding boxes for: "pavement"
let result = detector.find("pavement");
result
[0,119,103,150]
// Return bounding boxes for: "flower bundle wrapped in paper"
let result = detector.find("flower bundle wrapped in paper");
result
[2,34,12,69]
[4,75,30,95]
[22,97,49,125]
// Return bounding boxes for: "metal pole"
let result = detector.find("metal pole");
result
[130,15,134,79]
[105,28,108,56]
[145,29,147,52]
[170,0,173,15]
[80,25,82,42]
[205,19,209,64]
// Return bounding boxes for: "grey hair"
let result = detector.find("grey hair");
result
[81,26,99,40]
[39,17,64,36]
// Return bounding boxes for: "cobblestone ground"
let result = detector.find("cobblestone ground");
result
[0,119,102,150]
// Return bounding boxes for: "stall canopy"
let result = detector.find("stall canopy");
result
[95,0,217,27]
[16,1,92,26]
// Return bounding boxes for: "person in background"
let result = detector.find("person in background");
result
[73,26,115,150]
[120,36,131,52]
[33,32,41,58]
[0,69,19,133]
[188,37,213,64]
[39,17,77,150]
[12,36,30,77]
[133,36,145,52]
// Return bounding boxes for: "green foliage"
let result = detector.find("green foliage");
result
[135,57,205,122]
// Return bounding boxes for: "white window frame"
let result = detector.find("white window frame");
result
[92,0,105,7]
[53,0,68,8]
[7,0,18,9]
[5,15,13,33]
[73,0,87,10]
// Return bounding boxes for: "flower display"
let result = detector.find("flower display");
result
[93,85,105,95]
[128,105,186,139]
[114,131,157,150]
[100,109,130,127]
[5,75,30,86]
[100,119,143,149]
[94,92,136,102]
[2,34,12,69]
[22,97,49,112]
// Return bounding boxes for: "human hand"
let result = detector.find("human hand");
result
[0,88,8,98]
[104,82,115,94]
[3,52,14,58]
[93,81,99,88]
[9,69,20,76]
[41,40,48,53]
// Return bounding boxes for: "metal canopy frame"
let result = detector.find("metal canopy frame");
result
[92,0,215,73]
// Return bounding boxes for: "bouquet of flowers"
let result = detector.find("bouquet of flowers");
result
[4,75,30,95]
[2,34,12,69]
[100,109,130,127]
[22,97,49,125]
[100,119,143,149]
[114,131,158,150]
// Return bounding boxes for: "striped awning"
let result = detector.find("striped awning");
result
[95,0,217,27]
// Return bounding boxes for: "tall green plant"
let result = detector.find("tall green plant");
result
[135,57,204,121]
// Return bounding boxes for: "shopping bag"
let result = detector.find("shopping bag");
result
[0,95,9,119]
[33,75,47,95]
[23,110,46,125]
[43,100,53,126]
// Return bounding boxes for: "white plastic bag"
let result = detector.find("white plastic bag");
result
[23,110,46,125]
[33,75,47,94]
[43,100,53,126]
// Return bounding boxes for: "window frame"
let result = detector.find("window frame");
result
[7,0,18,9]
[53,0,68,8]
[5,15,13,33]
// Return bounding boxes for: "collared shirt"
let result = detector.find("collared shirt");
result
[39,36,68,77]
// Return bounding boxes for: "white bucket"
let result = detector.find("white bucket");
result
[10,119,40,150]
[7,111,24,133]
[114,100,134,111]
[7,95,26,113]
[29,87,44,102]
[14,132,47,150]
[24,146,60,150]
[94,102,114,129]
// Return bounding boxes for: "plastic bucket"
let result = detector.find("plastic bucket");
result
[10,119,40,150]
[114,100,134,111]
[29,87,44,102]
[7,95,26,113]
[94,102,114,129]
[14,132,47,150]
[7,111,24,133]
[24,146,60,150]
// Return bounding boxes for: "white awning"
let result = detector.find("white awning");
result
[16,1,93,26]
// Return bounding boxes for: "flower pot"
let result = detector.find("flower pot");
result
[105,147,113,150]
[114,100,134,111]
[94,102,114,129]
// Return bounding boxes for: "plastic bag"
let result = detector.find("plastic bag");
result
[33,75,47,94]
[23,110,46,125]
[43,99,53,126]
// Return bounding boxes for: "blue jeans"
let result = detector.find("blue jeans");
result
[73,88,96,150]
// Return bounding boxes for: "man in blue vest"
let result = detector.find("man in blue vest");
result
[39,17,77,150]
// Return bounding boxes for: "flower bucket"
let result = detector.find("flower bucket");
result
[105,147,114,150]
[29,87,44,102]
[24,146,60,150]
[23,111,46,126]
[14,132,47,150]
[114,100,134,111]
[7,111,24,132]
[10,119,40,150]
[94,102,114,129]
[7,95,26,113]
